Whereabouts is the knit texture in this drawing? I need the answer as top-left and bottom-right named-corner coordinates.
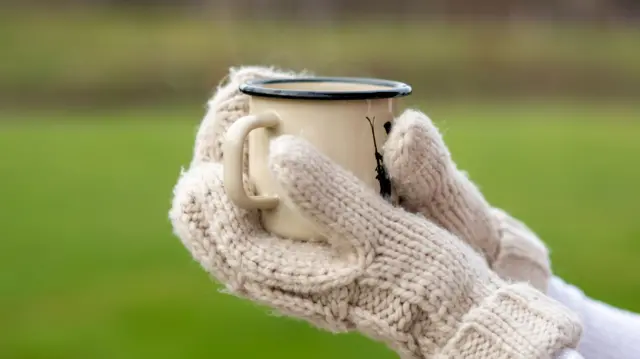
top-left (491, 208), bottom-right (551, 292)
top-left (190, 65), bottom-right (552, 293)
top-left (170, 135), bottom-right (582, 358)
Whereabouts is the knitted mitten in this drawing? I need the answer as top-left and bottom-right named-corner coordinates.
top-left (169, 134), bottom-right (582, 359)
top-left (384, 110), bottom-right (551, 292)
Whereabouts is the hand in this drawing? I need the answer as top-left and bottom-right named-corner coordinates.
top-left (170, 134), bottom-right (580, 359)
top-left (168, 66), bottom-right (581, 358)
top-left (383, 111), bottom-right (552, 291)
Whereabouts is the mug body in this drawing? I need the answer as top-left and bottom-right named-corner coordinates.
top-left (241, 77), bottom-right (412, 240)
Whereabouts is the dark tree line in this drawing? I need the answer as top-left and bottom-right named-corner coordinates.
top-left (7, 0), bottom-right (640, 21)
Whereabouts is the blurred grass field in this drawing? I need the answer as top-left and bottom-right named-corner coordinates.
top-left (1, 102), bottom-right (640, 359)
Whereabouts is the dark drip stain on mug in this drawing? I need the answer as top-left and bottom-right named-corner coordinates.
top-left (365, 116), bottom-right (393, 199)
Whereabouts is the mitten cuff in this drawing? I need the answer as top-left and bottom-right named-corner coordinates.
top-left (491, 208), bottom-right (552, 292)
top-left (437, 283), bottom-right (582, 359)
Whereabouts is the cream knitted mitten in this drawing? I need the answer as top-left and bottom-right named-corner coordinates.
top-left (170, 134), bottom-right (581, 359)
top-left (383, 111), bottom-right (551, 292)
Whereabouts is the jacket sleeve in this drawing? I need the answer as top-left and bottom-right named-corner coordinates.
top-left (548, 276), bottom-right (640, 359)
top-left (557, 348), bottom-right (585, 359)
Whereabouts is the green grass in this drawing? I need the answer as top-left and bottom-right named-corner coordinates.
top-left (1, 102), bottom-right (640, 359)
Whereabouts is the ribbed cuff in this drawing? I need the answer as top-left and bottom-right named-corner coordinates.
top-left (436, 283), bottom-right (582, 359)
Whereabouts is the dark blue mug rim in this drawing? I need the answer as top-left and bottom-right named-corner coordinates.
top-left (239, 77), bottom-right (412, 100)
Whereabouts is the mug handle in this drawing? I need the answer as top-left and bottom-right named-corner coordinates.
top-left (223, 111), bottom-right (281, 210)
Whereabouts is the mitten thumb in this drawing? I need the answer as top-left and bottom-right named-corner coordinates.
top-left (383, 109), bottom-right (500, 263)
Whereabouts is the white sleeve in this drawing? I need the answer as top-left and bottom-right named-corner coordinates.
top-left (557, 348), bottom-right (585, 359)
top-left (548, 276), bottom-right (640, 359)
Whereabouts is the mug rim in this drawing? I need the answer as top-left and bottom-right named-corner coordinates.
top-left (239, 77), bottom-right (412, 100)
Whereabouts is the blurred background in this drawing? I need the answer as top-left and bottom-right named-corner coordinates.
top-left (1, 1), bottom-right (639, 358)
